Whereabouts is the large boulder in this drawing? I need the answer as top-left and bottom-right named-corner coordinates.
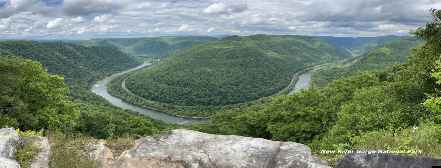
top-left (111, 129), bottom-right (329, 168)
top-left (336, 153), bottom-right (441, 168)
top-left (0, 128), bottom-right (20, 168)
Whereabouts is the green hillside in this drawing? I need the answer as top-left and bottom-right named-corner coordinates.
top-left (196, 12), bottom-right (441, 164)
top-left (122, 35), bottom-right (350, 109)
top-left (0, 42), bottom-right (167, 139)
top-left (0, 41), bottom-right (140, 87)
top-left (82, 36), bottom-right (217, 58)
top-left (312, 37), bottom-right (422, 86)
top-left (320, 36), bottom-right (404, 56)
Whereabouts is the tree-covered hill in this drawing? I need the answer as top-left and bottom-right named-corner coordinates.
top-left (81, 36), bottom-right (217, 59)
top-left (319, 35), bottom-right (405, 56)
top-left (123, 35), bottom-right (351, 107)
top-left (0, 41), bottom-right (141, 87)
top-left (312, 37), bottom-right (422, 86)
top-left (195, 10), bottom-right (441, 164)
top-left (0, 42), bottom-right (167, 139)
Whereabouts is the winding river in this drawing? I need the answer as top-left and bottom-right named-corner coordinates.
top-left (91, 62), bottom-right (315, 124)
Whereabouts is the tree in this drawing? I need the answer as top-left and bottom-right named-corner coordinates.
top-left (0, 56), bottom-right (78, 130)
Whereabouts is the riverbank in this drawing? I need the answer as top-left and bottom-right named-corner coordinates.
top-left (92, 62), bottom-right (319, 124)
top-left (91, 62), bottom-right (205, 125)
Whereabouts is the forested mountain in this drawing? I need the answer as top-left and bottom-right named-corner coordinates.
top-left (81, 36), bottom-right (217, 58)
top-left (0, 42), bottom-right (167, 139)
top-left (313, 37), bottom-right (422, 86)
top-left (196, 10), bottom-right (441, 164)
top-left (122, 35), bottom-right (351, 108)
top-left (319, 35), bottom-right (405, 56)
top-left (0, 41), bottom-right (140, 87)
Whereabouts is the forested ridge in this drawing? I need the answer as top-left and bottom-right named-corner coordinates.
top-left (122, 35), bottom-right (350, 109)
top-left (194, 10), bottom-right (441, 164)
top-left (0, 41), bottom-right (140, 87)
top-left (0, 42), bottom-right (168, 139)
top-left (81, 36), bottom-right (217, 58)
top-left (313, 37), bottom-right (422, 86)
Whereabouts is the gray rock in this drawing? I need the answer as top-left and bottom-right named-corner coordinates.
top-left (30, 137), bottom-right (50, 168)
top-left (0, 128), bottom-right (20, 168)
top-left (336, 153), bottom-right (441, 168)
top-left (113, 129), bottom-right (329, 168)
top-left (89, 140), bottom-right (114, 168)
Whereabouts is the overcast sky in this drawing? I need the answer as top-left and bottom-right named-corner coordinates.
top-left (0, 0), bottom-right (440, 39)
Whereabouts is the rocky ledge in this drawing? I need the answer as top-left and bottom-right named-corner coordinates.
top-left (106, 129), bottom-right (329, 168)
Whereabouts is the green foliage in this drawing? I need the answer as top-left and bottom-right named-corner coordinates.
top-left (76, 103), bottom-right (167, 139)
top-left (196, 72), bottom-right (383, 143)
top-left (313, 37), bottom-right (421, 86)
top-left (424, 61), bottom-right (441, 124)
top-left (0, 41), bottom-right (169, 139)
top-left (351, 122), bottom-right (441, 158)
top-left (16, 141), bottom-right (40, 168)
top-left (123, 35), bottom-right (350, 110)
top-left (17, 129), bottom-right (44, 138)
top-left (0, 41), bottom-right (140, 89)
top-left (197, 11), bottom-right (441, 163)
top-left (0, 56), bottom-right (78, 131)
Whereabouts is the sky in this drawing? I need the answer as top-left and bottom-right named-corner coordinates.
top-left (0, 0), bottom-right (440, 39)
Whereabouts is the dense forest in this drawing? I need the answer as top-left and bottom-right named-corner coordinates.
top-left (194, 10), bottom-right (441, 163)
top-left (81, 36), bottom-right (217, 59)
top-left (313, 37), bottom-right (422, 86)
top-left (121, 35), bottom-right (350, 109)
top-left (0, 42), bottom-right (168, 139)
top-left (319, 35), bottom-right (408, 56)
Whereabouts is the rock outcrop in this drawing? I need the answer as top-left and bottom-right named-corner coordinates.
top-left (102, 129), bottom-right (330, 168)
top-left (0, 128), bottom-right (20, 168)
top-left (336, 153), bottom-right (441, 168)
top-left (30, 137), bottom-right (50, 168)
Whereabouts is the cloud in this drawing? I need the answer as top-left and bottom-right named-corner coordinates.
top-left (93, 14), bottom-right (111, 23)
top-left (203, 2), bottom-right (247, 15)
top-left (178, 24), bottom-right (192, 32)
top-left (46, 18), bottom-right (63, 29)
top-left (1, 0), bottom-right (440, 38)
top-left (207, 27), bottom-right (215, 33)
top-left (63, 0), bottom-right (123, 16)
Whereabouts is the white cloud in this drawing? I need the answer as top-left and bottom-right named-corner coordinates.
top-left (203, 2), bottom-right (247, 15)
top-left (178, 24), bottom-right (192, 32)
top-left (93, 14), bottom-right (111, 23)
top-left (204, 3), bottom-right (227, 14)
top-left (0, 0), bottom-right (440, 38)
top-left (71, 16), bottom-right (84, 22)
top-left (207, 27), bottom-right (215, 33)
top-left (46, 18), bottom-right (64, 29)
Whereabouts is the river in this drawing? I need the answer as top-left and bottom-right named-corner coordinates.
top-left (91, 63), bottom-right (202, 125)
top-left (91, 62), bottom-right (315, 124)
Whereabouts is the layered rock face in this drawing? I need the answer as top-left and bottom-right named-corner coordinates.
top-left (103, 129), bottom-right (330, 168)
top-left (0, 128), bottom-right (20, 168)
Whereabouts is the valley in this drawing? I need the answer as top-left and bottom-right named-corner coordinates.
top-left (1, 2), bottom-right (441, 167)
top-left (91, 59), bottom-right (321, 124)
top-left (1, 16), bottom-right (440, 167)
top-left (91, 62), bottom-right (204, 124)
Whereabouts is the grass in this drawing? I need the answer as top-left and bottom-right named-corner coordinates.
top-left (48, 132), bottom-right (99, 168)
top-left (16, 140), bottom-right (40, 168)
top-left (15, 129), bottom-right (44, 168)
top-left (106, 137), bottom-right (135, 158)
